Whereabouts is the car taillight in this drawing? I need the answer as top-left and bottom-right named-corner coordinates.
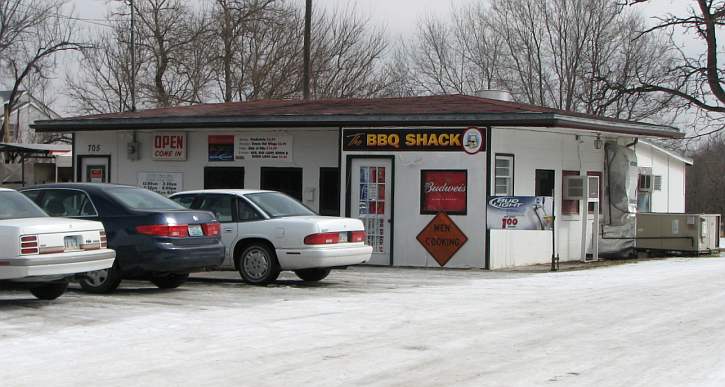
top-left (202, 223), bottom-right (220, 236)
top-left (351, 231), bottom-right (367, 243)
top-left (304, 232), bottom-right (341, 245)
top-left (20, 235), bottom-right (39, 255)
top-left (136, 224), bottom-right (189, 238)
top-left (100, 231), bottom-right (107, 248)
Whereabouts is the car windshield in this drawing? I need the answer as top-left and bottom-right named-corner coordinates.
top-left (245, 192), bottom-right (315, 218)
top-left (106, 187), bottom-right (185, 210)
top-left (0, 191), bottom-right (48, 220)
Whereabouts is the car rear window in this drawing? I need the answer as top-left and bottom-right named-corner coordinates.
top-left (245, 192), bottom-right (314, 218)
top-left (0, 191), bottom-right (48, 220)
top-left (106, 187), bottom-right (185, 210)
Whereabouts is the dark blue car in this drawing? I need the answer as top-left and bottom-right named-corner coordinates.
top-left (20, 183), bottom-right (225, 293)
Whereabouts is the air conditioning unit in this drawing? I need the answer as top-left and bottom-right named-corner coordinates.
top-left (563, 175), bottom-right (585, 200)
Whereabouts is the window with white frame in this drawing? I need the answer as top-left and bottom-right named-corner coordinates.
top-left (653, 175), bottom-right (663, 191)
top-left (494, 154), bottom-right (514, 196)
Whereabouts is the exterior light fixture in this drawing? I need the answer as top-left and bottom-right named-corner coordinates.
top-left (594, 134), bottom-right (603, 150)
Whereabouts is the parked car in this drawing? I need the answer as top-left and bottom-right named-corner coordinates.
top-left (169, 189), bottom-right (372, 284)
top-left (0, 188), bottom-right (115, 300)
top-left (20, 184), bottom-right (225, 293)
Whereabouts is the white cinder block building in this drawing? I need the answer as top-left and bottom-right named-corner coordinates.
top-left (32, 95), bottom-right (688, 269)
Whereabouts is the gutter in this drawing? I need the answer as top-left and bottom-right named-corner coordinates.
top-left (31, 112), bottom-right (683, 139)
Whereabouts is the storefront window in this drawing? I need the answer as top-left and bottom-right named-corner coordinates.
top-left (494, 154), bottom-right (514, 196)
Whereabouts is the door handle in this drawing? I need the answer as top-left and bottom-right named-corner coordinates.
top-left (224, 228), bottom-right (234, 233)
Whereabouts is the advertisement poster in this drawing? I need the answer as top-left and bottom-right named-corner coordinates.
top-left (236, 135), bottom-right (292, 161)
top-left (138, 172), bottom-right (183, 196)
top-left (342, 128), bottom-right (485, 153)
top-left (486, 196), bottom-right (554, 230)
top-left (87, 166), bottom-right (105, 183)
top-left (420, 170), bottom-right (467, 214)
top-left (152, 132), bottom-right (187, 161)
top-left (208, 135), bottom-right (235, 161)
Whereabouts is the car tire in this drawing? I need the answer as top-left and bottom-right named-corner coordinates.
top-left (29, 281), bottom-right (68, 300)
top-left (294, 268), bottom-right (331, 282)
top-left (150, 273), bottom-right (189, 289)
top-left (238, 243), bottom-right (280, 285)
top-left (78, 264), bottom-right (122, 294)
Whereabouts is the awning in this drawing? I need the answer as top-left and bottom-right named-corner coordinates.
top-left (0, 142), bottom-right (71, 156)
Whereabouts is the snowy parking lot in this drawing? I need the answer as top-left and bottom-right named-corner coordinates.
top-left (2, 257), bottom-right (725, 386)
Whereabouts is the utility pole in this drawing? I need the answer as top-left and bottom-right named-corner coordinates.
top-left (303, 0), bottom-right (311, 100)
top-left (130, 0), bottom-right (136, 112)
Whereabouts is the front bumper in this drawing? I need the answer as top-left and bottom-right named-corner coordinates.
top-left (0, 249), bottom-right (116, 281)
top-left (122, 240), bottom-right (226, 275)
top-left (277, 244), bottom-right (373, 270)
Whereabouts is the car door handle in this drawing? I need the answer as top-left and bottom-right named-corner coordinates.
top-left (224, 228), bottom-right (234, 233)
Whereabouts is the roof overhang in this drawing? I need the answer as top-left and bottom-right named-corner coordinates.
top-left (639, 140), bottom-right (693, 165)
top-left (32, 112), bottom-right (682, 139)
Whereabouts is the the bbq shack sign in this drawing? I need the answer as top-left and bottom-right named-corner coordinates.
top-left (343, 128), bottom-right (485, 153)
top-left (152, 132), bottom-right (187, 161)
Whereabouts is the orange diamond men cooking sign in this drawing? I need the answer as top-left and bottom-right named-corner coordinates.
top-left (416, 212), bottom-right (468, 267)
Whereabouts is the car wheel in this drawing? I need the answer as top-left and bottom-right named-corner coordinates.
top-left (238, 243), bottom-right (280, 285)
top-left (29, 281), bottom-right (69, 300)
top-left (294, 268), bottom-right (331, 282)
top-left (79, 264), bottom-right (122, 294)
top-left (150, 273), bottom-right (189, 289)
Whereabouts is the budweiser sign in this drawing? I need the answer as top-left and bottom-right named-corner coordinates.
top-left (420, 170), bottom-right (467, 215)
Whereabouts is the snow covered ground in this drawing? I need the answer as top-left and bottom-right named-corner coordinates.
top-left (2, 258), bottom-right (725, 386)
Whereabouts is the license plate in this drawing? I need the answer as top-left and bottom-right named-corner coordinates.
top-left (64, 236), bottom-right (80, 250)
top-left (338, 232), bottom-right (348, 243)
top-left (188, 225), bottom-right (203, 237)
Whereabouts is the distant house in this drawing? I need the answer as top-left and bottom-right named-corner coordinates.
top-left (0, 90), bottom-right (69, 186)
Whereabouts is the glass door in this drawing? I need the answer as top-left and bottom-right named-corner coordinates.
top-left (350, 158), bottom-right (392, 265)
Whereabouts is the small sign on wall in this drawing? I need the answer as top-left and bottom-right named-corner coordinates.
top-left (138, 172), bottom-right (183, 196)
top-left (152, 132), bottom-right (187, 161)
top-left (416, 212), bottom-right (468, 267)
top-left (420, 170), bottom-right (467, 215)
top-left (208, 135), bottom-right (235, 161)
top-left (236, 135), bottom-right (293, 161)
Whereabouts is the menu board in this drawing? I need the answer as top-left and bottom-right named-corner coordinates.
top-left (236, 135), bottom-right (292, 161)
top-left (137, 172), bottom-right (183, 196)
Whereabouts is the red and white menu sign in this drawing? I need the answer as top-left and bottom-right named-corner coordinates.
top-left (152, 132), bottom-right (187, 161)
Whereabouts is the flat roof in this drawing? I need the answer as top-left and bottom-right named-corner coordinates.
top-left (31, 94), bottom-right (683, 139)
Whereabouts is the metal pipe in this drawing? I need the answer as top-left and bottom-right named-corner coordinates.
top-left (303, 0), bottom-right (311, 100)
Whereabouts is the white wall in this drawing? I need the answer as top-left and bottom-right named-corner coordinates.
top-left (634, 142), bottom-right (687, 213)
top-left (489, 128), bottom-right (608, 268)
top-left (74, 128), bottom-right (339, 212)
top-left (340, 149), bottom-right (487, 269)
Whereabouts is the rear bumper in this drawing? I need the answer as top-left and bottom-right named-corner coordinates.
top-left (0, 249), bottom-right (116, 281)
top-left (122, 240), bottom-right (225, 275)
top-left (277, 245), bottom-right (372, 270)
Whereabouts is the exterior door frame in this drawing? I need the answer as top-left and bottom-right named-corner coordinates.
top-left (345, 154), bottom-right (395, 266)
top-left (76, 155), bottom-right (111, 183)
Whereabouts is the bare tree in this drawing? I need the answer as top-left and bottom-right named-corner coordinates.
top-left (618, 0), bottom-right (725, 137)
top-left (308, 5), bottom-right (389, 98)
top-left (0, 0), bottom-right (86, 140)
top-left (132, 0), bottom-right (213, 107)
top-left (66, 22), bottom-right (138, 115)
top-left (686, 134), bottom-right (725, 217)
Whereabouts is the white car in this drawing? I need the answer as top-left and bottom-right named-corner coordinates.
top-left (0, 188), bottom-right (116, 300)
top-left (170, 189), bottom-right (372, 284)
